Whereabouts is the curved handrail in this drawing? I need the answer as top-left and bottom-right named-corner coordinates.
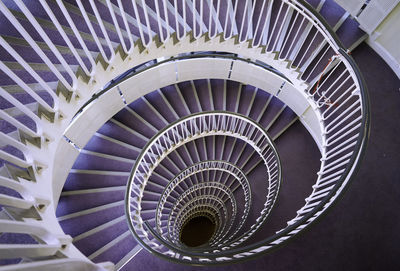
top-left (125, 111), bottom-right (282, 257)
top-left (72, 52), bottom-right (291, 120)
top-left (156, 160), bottom-right (252, 246)
top-left (121, 0), bottom-right (370, 266)
top-left (126, 47), bottom-right (370, 264)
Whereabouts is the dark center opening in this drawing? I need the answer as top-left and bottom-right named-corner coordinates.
top-left (180, 216), bottom-right (216, 247)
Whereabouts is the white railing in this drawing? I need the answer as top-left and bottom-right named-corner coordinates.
top-left (0, 0), bottom-right (369, 268)
top-left (126, 111), bottom-right (281, 256)
top-left (156, 160), bottom-right (251, 247)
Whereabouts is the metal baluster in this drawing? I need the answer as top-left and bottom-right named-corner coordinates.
top-left (0, 61), bottom-right (55, 113)
top-left (238, 0), bottom-right (250, 43)
top-left (76, 0), bottom-right (113, 63)
top-left (40, 0), bottom-right (93, 76)
top-left (0, 1), bottom-right (74, 91)
top-left (118, 0), bottom-right (135, 52)
top-left (0, 38), bottom-right (58, 109)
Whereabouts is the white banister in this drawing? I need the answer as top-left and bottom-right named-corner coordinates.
top-left (6, 0), bottom-right (75, 90)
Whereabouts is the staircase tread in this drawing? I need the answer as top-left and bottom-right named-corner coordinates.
top-left (74, 219), bottom-right (129, 256)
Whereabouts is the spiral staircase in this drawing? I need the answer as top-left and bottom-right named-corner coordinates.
top-left (0, 0), bottom-right (374, 270)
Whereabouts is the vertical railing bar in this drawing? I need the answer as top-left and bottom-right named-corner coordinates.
top-left (296, 30), bottom-right (319, 68)
top-left (281, 14), bottom-right (306, 59)
top-left (118, 0), bottom-right (135, 52)
top-left (230, 0), bottom-right (240, 38)
top-left (207, 80), bottom-right (214, 110)
top-left (40, 0), bottom-right (92, 76)
top-left (0, 149), bottom-right (31, 168)
top-left (266, 1), bottom-right (284, 48)
top-left (313, 64), bottom-right (346, 98)
top-left (322, 83), bottom-right (355, 115)
top-left (252, 0), bottom-right (267, 46)
top-left (0, 1), bottom-right (74, 91)
top-left (162, 0), bottom-right (171, 41)
top-left (0, 37), bottom-right (58, 104)
top-left (174, 0), bottom-right (181, 39)
top-left (0, 131), bottom-right (29, 154)
top-left (0, 61), bottom-right (54, 113)
top-left (55, 0), bottom-right (96, 73)
top-left (323, 85), bottom-right (357, 118)
top-left (106, 0), bottom-right (128, 53)
top-left (207, 0), bottom-right (220, 38)
top-left (278, 9), bottom-right (300, 58)
top-left (187, 0), bottom-right (206, 39)
top-left (304, 46), bottom-right (331, 81)
top-left (271, 4), bottom-right (292, 51)
top-left (243, 0), bottom-right (255, 41)
top-left (261, 0), bottom-right (275, 45)
top-left (141, 0), bottom-right (154, 46)
top-left (199, 0), bottom-right (204, 36)
top-left (216, 114), bottom-right (221, 130)
top-left (76, 0), bottom-right (111, 63)
top-left (0, 110), bottom-right (39, 138)
top-left (154, 0), bottom-right (165, 41)
top-left (238, 0), bottom-right (250, 42)
top-left (326, 119), bottom-right (362, 146)
top-left (192, 0), bottom-right (198, 38)
top-left (17, 0), bottom-right (79, 86)
top-left (223, 0), bottom-right (231, 39)
top-left (132, 0), bottom-right (147, 45)
top-left (0, 87), bottom-right (42, 125)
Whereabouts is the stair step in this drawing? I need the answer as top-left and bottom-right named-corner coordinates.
top-left (91, 232), bottom-right (137, 265)
top-left (144, 90), bottom-right (179, 124)
top-left (58, 201), bottom-right (125, 237)
top-left (57, 190), bottom-right (125, 218)
top-left (115, 244), bottom-right (142, 270)
top-left (71, 152), bottom-right (133, 172)
top-left (336, 16), bottom-right (367, 50)
top-left (319, 0), bottom-right (347, 28)
top-left (74, 218), bottom-right (128, 256)
top-left (268, 107), bottom-right (298, 138)
top-left (63, 171), bottom-right (129, 192)
top-left (195, 79), bottom-right (214, 111)
top-left (97, 120), bottom-right (147, 150)
top-left (179, 80), bottom-right (202, 113)
top-left (163, 84), bottom-right (192, 117)
top-left (85, 133), bottom-right (140, 160)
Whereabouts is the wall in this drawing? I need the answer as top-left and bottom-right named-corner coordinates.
top-left (367, 3), bottom-right (400, 79)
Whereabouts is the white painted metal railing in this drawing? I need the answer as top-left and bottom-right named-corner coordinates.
top-left (0, 0), bottom-right (369, 268)
top-left (126, 112), bottom-right (281, 255)
top-left (156, 160), bottom-right (251, 247)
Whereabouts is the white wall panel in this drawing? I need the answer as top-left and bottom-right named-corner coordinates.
top-left (358, 0), bottom-right (399, 34)
top-left (52, 139), bottom-right (79, 206)
top-left (277, 83), bottom-right (310, 116)
top-left (230, 61), bottom-right (283, 96)
top-left (176, 58), bottom-right (231, 81)
top-left (120, 62), bottom-right (177, 104)
top-left (64, 87), bottom-right (125, 149)
top-left (301, 107), bottom-right (323, 151)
